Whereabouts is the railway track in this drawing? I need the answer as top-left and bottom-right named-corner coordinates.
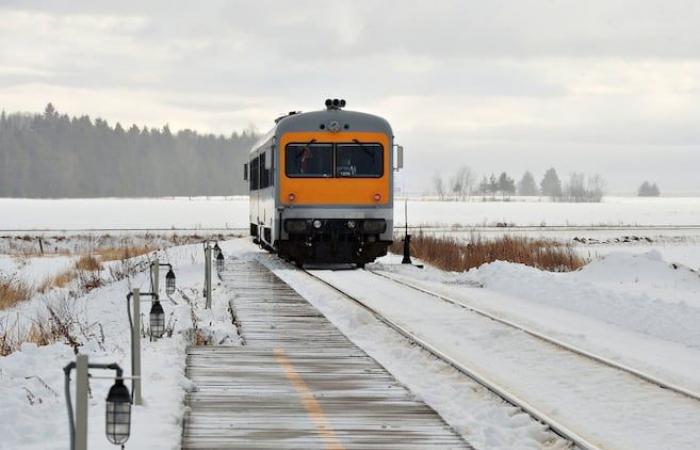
top-left (298, 265), bottom-right (700, 450)
top-left (370, 270), bottom-right (700, 404)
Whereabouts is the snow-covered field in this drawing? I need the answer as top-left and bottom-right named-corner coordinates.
top-left (2, 196), bottom-right (700, 449)
top-left (2, 195), bottom-right (700, 230)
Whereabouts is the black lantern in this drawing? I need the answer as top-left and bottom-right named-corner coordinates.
top-left (213, 243), bottom-right (222, 257)
top-left (216, 251), bottom-right (225, 272)
top-left (149, 300), bottom-right (165, 338)
top-left (105, 378), bottom-right (131, 445)
top-left (165, 268), bottom-right (176, 296)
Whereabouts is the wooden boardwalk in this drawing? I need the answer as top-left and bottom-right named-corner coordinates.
top-left (182, 260), bottom-right (470, 449)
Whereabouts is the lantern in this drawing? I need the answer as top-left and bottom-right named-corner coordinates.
top-left (165, 268), bottom-right (176, 296)
top-left (213, 243), bottom-right (222, 257)
top-left (105, 378), bottom-right (131, 445)
top-left (216, 251), bottom-right (225, 272)
top-left (149, 300), bottom-right (165, 338)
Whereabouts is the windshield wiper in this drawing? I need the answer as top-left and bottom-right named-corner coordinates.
top-left (353, 139), bottom-right (376, 158)
top-left (297, 139), bottom-right (317, 157)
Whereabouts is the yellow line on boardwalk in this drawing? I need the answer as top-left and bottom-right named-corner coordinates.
top-left (273, 348), bottom-right (345, 450)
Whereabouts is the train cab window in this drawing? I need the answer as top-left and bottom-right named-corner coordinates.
top-left (336, 143), bottom-right (383, 177)
top-left (285, 143), bottom-right (333, 177)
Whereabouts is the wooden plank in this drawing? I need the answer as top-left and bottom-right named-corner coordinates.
top-left (182, 260), bottom-right (471, 449)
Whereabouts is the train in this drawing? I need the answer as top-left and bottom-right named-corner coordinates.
top-left (244, 98), bottom-right (403, 267)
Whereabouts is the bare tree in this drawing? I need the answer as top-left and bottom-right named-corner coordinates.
top-left (451, 166), bottom-right (476, 200)
top-left (432, 171), bottom-right (446, 200)
top-left (563, 173), bottom-right (606, 202)
top-left (587, 174), bottom-right (606, 202)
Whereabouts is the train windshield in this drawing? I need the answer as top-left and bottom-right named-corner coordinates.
top-left (285, 143), bottom-right (333, 177)
top-left (336, 143), bottom-right (383, 178)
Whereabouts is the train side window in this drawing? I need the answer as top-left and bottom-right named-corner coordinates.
top-left (336, 143), bottom-right (383, 178)
top-left (259, 152), bottom-right (267, 188)
top-left (285, 143), bottom-right (333, 177)
top-left (269, 148), bottom-right (274, 186)
top-left (250, 156), bottom-right (259, 190)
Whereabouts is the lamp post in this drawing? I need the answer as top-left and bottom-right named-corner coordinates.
top-left (203, 241), bottom-right (213, 309)
top-left (64, 355), bottom-right (131, 450)
top-left (125, 289), bottom-right (161, 405)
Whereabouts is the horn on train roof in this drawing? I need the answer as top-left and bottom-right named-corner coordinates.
top-left (325, 98), bottom-right (346, 110)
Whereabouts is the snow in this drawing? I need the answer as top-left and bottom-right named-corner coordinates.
top-left (309, 265), bottom-right (700, 450)
top-left (2, 195), bottom-right (700, 230)
top-left (0, 238), bottom-right (239, 450)
top-left (2, 193), bottom-right (700, 450)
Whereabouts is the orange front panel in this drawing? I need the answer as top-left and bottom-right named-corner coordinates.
top-left (279, 131), bottom-right (391, 206)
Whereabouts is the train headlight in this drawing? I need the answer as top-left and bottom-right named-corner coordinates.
top-left (361, 220), bottom-right (387, 234)
top-left (312, 219), bottom-right (323, 229)
top-left (347, 220), bottom-right (356, 229)
top-left (373, 193), bottom-right (382, 202)
top-left (288, 193), bottom-right (296, 203)
top-left (285, 219), bottom-right (308, 234)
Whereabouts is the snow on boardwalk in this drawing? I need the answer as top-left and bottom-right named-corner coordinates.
top-left (309, 269), bottom-right (700, 450)
top-left (182, 260), bottom-right (469, 449)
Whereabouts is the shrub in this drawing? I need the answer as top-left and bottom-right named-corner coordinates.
top-left (0, 278), bottom-right (33, 310)
top-left (74, 255), bottom-right (102, 271)
top-left (391, 232), bottom-right (586, 272)
top-left (95, 245), bottom-right (155, 261)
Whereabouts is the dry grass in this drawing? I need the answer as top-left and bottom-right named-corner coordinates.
top-left (1, 302), bottom-right (85, 356)
top-left (0, 278), bottom-right (34, 310)
top-left (391, 233), bottom-right (586, 272)
top-left (37, 270), bottom-right (77, 294)
top-left (94, 245), bottom-right (156, 261)
top-left (74, 254), bottom-right (101, 271)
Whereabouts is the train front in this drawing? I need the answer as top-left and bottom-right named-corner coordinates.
top-left (276, 99), bottom-right (396, 267)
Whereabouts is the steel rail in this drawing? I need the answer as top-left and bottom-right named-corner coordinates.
top-left (301, 268), bottom-right (605, 450)
top-left (371, 270), bottom-right (700, 404)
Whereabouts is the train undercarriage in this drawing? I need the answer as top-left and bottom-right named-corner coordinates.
top-left (274, 218), bottom-right (391, 267)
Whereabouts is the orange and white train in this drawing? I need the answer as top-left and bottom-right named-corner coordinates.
top-left (244, 99), bottom-right (403, 267)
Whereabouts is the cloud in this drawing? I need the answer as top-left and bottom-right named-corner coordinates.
top-left (1, 1), bottom-right (699, 192)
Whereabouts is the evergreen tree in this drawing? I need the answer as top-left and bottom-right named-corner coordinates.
top-left (517, 171), bottom-right (538, 196)
top-left (638, 181), bottom-right (661, 197)
top-left (0, 104), bottom-right (259, 197)
top-left (541, 168), bottom-right (562, 199)
top-left (497, 172), bottom-right (516, 199)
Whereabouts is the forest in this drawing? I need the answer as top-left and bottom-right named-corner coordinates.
top-left (0, 104), bottom-right (258, 198)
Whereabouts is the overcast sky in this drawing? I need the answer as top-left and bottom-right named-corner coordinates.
top-left (2, 1), bottom-right (700, 193)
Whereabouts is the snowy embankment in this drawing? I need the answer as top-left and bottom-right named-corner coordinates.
top-left (0, 239), bottom-right (239, 450)
top-left (300, 251), bottom-right (700, 450)
top-left (375, 250), bottom-right (700, 393)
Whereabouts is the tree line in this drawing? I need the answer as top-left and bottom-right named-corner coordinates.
top-left (433, 166), bottom-right (607, 202)
top-left (0, 104), bottom-right (258, 198)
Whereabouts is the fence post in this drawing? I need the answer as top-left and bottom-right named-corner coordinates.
top-left (75, 354), bottom-right (89, 450)
top-left (132, 288), bottom-right (142, 405)
top-left (204, 244), bottom-right (212, 309)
